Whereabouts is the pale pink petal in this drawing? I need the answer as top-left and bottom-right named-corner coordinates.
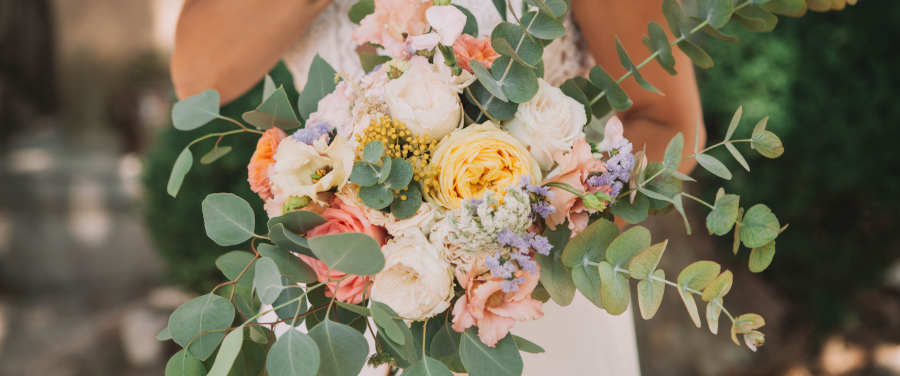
top-left (486, 298), bottom-right (544, 322)
top-left (509, 268), bottom-right (540, 302)
top-left (451, 295), bottom-right (476, 332)
top-left (425, 6), bottom-right (467, 46)
top-left (475, 313), bottom-right (517, 348)
top-left (596, 116), bottom-right (625, 152)
top-left (410, 32), bottom-right (441, 50)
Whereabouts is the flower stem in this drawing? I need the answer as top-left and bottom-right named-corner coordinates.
top-left (680, 192), bottom-right (715, 210)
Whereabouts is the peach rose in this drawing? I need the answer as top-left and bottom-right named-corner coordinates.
top-left (248, 128), bottom-right (287, 200)
top-left (352, 0), bottom-right (431, 59)
top-left (298, 196), bottom-right (387, 304)
top-left (452, 34), bottom-right (500, 73)
top-left (451, 266), bottom-right (544, 347)
top-left (543, 138), bottom-right (610, 235)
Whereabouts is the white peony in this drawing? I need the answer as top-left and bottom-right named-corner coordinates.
top-left (270, 136), bottom-right (354, 205)
top-left (371, 229), bottom-right (455, 320)
top-left (365, 202), bottom-right (443, 238)
top-left (504, 78), bottom-right (587, 171)
top-left (383, 56), bottom-right (475, 141)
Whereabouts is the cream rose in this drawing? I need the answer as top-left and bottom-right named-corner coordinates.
top-left (383, 57), bottom-right (475, 141)
top-left (504, 78), bottom-right (587, 172)
top-left (306, 80), bottom-right (356, 137)
top-left (371, 229), bottom-right (455, 320)
top-left (429, 217), bottom-right (489, 276)
top-left (270, 136), bottom-right (354, 205)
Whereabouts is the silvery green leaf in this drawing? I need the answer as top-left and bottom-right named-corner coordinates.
top-left (696, 154), bottom-right (732, 180)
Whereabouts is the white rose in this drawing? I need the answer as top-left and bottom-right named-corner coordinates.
top-left (371, 229), bottom-right (455, 320)
top-left (270, 136), bottom-right (354, 205)
top-left (383, 57), bottom-right (475, 141)
top-left (504, 78), bottom-right (587, 171)
top-left (307, 81), bottom-right (356, 137)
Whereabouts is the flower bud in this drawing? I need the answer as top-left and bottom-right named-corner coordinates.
top-left (282, 195), bottom-right (312, 213)
top-left (582, 192), bottom-right (612, 211)
top-left (432, 0), bottom-right (452, 5)
top-left (385, 58), bottom-right (412, 79)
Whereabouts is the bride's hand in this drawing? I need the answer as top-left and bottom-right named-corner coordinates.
top-left (171, 0), bottom-right (335, 104)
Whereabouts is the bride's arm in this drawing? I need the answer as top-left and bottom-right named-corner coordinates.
top-left (170, 0), bottom-right (334, 104)
top-left (572, 0), bottom-right (706, 174)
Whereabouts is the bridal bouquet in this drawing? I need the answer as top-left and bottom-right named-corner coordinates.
top-left (159, 0), bottom-right (804, 375)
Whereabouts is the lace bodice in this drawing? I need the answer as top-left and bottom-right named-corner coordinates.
top-left (282, 0), bottom-right (595, 89)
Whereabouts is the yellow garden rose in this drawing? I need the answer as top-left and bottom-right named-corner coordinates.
top-left (425, 122), bottom-right (541, 209)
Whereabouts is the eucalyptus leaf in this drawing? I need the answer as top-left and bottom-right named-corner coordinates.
top-left (740, 204), bottom-right (780, 248)
top-left (431, 323), bottom-right (467, 373)
top-left (202, 193), bottom-right (255, 246)
top-left (701, 270), bottom-right (733, 302)
top-left (588, 65), bottom-right (631, 111)
top-left (167, 147), bottom-right (193, 198)
top-left (379, 156), bottom-right (393, 184)
top-left (616, 36), bottom-right (663, 95)
top-left (215, 251), bottom-right (256, 288)
top-left (520, 11), bottom-right (566, 40)
top-left (470, 60), bottom-right (508, 102)
top-left (263, 75), bottom-right (276, 100)
top-left (360, 53), bottom-right (391, 73)
top-left (348, 0), bottom-right (374, 24)
top-left (492, 0), bottom-right (506, 21)
top-left (269, 223), bottom-right (314, 257)
top-left (696, 154), bottom-right (732, 180)
top-left (267, 210), bottom-right (327, 235)
top-left (273, 285), bottom-right (308, 326)
top-left (606, 225), bottom-right (652, 268)
top-left (350, 162), bottom-right (381, 187)
top-left (642, 162), bottom-right (682, 210)
top-left (645, 22), bottom-right (675, 68)
top-left (404, 356), bottom-right (455, 376)
top-left (535, 223), bottom-right (575, 306)
top-left (749, 240), bottom-right (776, 273)
top-left (158, 327), bottom-right (172, 341)
top-left (610, 192), bottom-right (650, 224)
top-left (762, 0), bottom-right (806, 15)
top-left (559, 79), bottom-right (591, 121)
top-left (706, 194), bottom-right (740, 236)
top-left (752, 116), bottom-right (769, 136)
top-left (734, 4), bottom-right (779, 32)
top-left (725, 106), bottom-right (743, 141)
top-left (697, 0), bottom-right (734, 29)
top-left (662, 0), bottom-right (692, 38)
top-left (524, 0), bottom-right (567, 17)
top-left (298, 54), bottom-right (339, 120)
top-left (492, 56), bottom-right (540, 103)
top-left (513, 335), bottom-right (545, 354)
top-left (385, 158), bottom-right (414, 190)
top-left (267, 330), bottom-right (320, 376)
top-left (459, 328), bottom-right (523, 376)
top-left (628, 240), bottom-right (668, 280)
top-left (200, 146), bottom-right (232, 165)
top-left (336, 302), bottom-right (371, 317)
top-left (706, 299), bottom-right (723, 335)
top-left (308, 233), bottom-right (385, 276)
top-left (454, 5), bottom-right (479, 36)
top-left (172, 89), bottom-right (220, 131)
top-left (206, 326), bottom-right (244, 376)
top-left (465, 80), bottom-right (517, 122)
top-left (391, 184), bottom-right (423, 220)
top-left (359, 184), bottom-right (394, 210)
top-left (636, 269), bottom-right (666, 320)
top-left (733, 207), bottom-right (744, 255)
top-left (598, 261), bottom-right (630, 315)
top-left (308, 319), bottom-right (369, 376)
top-left (165, 349), bottom-right (207, 376)
top-left (697, 21), bottom-right (739, 42)
top-left (253, 257), bottom-right (284, 305)
top-left (573, 77), bottom-right (613, 119)
top-left (242, 86), bottom-right (302, 130)
top-left (677, 261), bottom-right (721, 328)
top-left (168, 294), bottom-right (235, 361)
top-left (751, 131), bottom-right (784, 158)
top-left (677, 40), bottom-right (714, 69)
top-left (257, 244), bottom-right (317, 283)
top-left (726, 143), bottom-right (751, 171)
top-left (663, 133), bottom-right (684, 171)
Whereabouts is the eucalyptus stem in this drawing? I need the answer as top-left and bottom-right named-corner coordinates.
top-left (715, 299), bottom-right (747, 334)
top-left (681, 192), bottom-right (715, 210)
top-left (589, 0), bottom-right (754, 106)
top-left (217, 115), bottom-right (261, 134)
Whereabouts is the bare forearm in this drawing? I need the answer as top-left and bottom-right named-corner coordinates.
top-left (171, 0), bottom-right (333, 103)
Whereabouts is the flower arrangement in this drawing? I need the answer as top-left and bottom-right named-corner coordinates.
top-left (160, 0), bottom-right (808, 375)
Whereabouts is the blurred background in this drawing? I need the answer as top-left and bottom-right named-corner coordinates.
top-left (0, 0), bottom-right (897, 375)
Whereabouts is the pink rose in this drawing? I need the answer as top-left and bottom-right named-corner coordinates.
top-left (543, 138), bottom-right (610, 235)
top-left (298, 196), bottom-right (387, 304)
top-left (352, 0), bottom-right (431, 59)
top-left (451, 267), bottom-right (544, 347)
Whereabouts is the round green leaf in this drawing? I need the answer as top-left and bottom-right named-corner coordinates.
top-left (202, 193), bottom-right (255, 246)
top-left (258, 244), bottom-right (317, 283)
top-left (273, 284), bottom-right (308, 326)
top-left (308, 319), bottom-right (369, 376)
top-left (167, 147), bottom-right (193, 198)
top-left (677, 40), bottom-right (714, 69)
top-left (359, 184), bottom-right (393, 210)
top-left (662, 0), bottom-right (692, 37)
top-left (636, 269), bottom-right (666, 320)
top-left (172, 89), bottom-right (220, 131)
top-left (561, 218), bottom-right (618, 268)
top-left (598, 261), bottom-right (630, 315)
top-left (215, 251), bottom-right (256, 288)
top-left (254, 257), bottom-right (284, 305)
top-left (645, 22), bottom-right (675, 68)
top-left (571, 262), bottom-right (604, 309)
top-left (267, 330), bottom-right (320, 376)
top-left (698, 0), bottom-right (734, 29)
top-left (663, 133), bottom-right (684, 171)
top-left (706, 194), bottom-right (740, 236)
top-left (465, 80), bottom-right (517, 122)
top-left (520, 11), bottom-right (566, 40)
top-left (362, 141), bottom-right (383, 163)
top-left (605, 225), bottom-right (652, 268)
top-left (535, 223), bottom-right (575, 306)
top-left (493, 56), bottom-right (540, 104)
top-left (628, 240), bottom-right (668, 280)
top-left (308, 232), bottom-right (385, 276)
top-left (350, 162), bottom-right (381, 186)
top-left (385, 158), bottom-right (414, 190)
top-left (242, 86), bottom-right (302, 130)
top-left (642, 162), bottom-right (682, 210)
top-left (677, 261), bottom-right (722, 292)
top-left (740, 204), bottom-right (780, 248)
top-left (348, 0), bottom-right (374, 24)
top-left (269, 223), bottom-right (314, 257)
top-left (166, 349), bottom-right (207, 376)
top-left (404, 356), bottom-right (455, 376)
top-left (431, 323), bottom-right (466, 373)
top-left (524, 0), bottom-right (567, 17)
top-left (158, 327), bottom-right (172, 341)
top-left (267, 210), bottom-right (328, 235)
top-left (168, 294), bottom-right (235, 361)
top-left (588, 65), bottom-right (631, 111)
top-left (751, 130), bottom-right (784, 158)
top-left (391, 185), bottom-right (422, 220)
top-left (610, 192), bottom-right (650, 224)
top-left (459, 328), bottom-right (523, 376)
top-left (749, 240), bottom-right (776, 273)
top-left (371, 301), bottom-right (406, 345)
top-left (696, 153), bottom-right (733, 180)
top-left (701, 270), bottom-right (733, 302)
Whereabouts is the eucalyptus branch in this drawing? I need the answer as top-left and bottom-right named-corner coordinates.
top-left (680, 192), bottom-right (715, 210)
top-left (715, 299), bottom-right (746, 334)
top-left (216, 114), bottom-right (261, 134)
top-left (589, 0), bottom-right (754, 106)
top-left (681, 139), bottom-right (752, 161)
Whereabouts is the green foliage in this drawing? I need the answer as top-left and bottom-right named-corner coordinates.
top-left (512, 336), bottom-right (545, 354)
top-left (404, 357), bottom-right (455, 376)
top-left (535, 222), bottom-right (575, 306)
top-left (454, 5), bottom-right (479, 36)
top-left (431, 322), bottom-right (466, 373)
top-left (241, 86), bottom-right (302, 130)
top-left (172, 89), bottom-right (220, 131)
top-left (610, 192), bottom-right (650, 224)
top-left (168, 294), bottom-right (235, 361)
top-left (459, 328), bottom-right (523, 376)
top-left (200, 146), bottom-right (232, 165)
top-left (616, 37), bottom-right (663, 95)
top-left (267, 210), bottom-right (327, 236)
top-left (215, 251), bottom-right (256, 288)
top-left (637, 270), bottom-right (667, 320)
top-left (266, 330), bottom-right (320, 376)
top-left (588, 65), bottom-right (631, 111)
top-left (348, 0), bottom-right (374, 24)
top-left (166, 349), bottom-right (207, 376)
top-left (207, 326), bottom-right (245, 376)
top-left (257, 244), bottom-right (317, 283)
top-left (308, 233), bottom-right (385, 276)
top-left (297, 54), bottom-right (338, 120)
top-left (202, 193), bottom-right (256, 246)
top-left (562, 218), bottom-right (619, 309)
top-left (739, 204), bottom-right (780, 248)
top-left (168, 147), bottom-right (193, 197)
top-left (253, 257), bottom-right (284, 304)
top-left (696, 153), bottom-right (732, 180)
top-left (308, 319), bottom-right (370, 376)
top-left (269, 223), bottom-right (314, 257)
top-left (706, 193), bottom-right (740, 235)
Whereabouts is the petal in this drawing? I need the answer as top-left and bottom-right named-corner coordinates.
top-left (475, 313), bottom-right (516, 348)
top-left (410, 32), bottom-right (441, 50)
top-left (486, 298), bottom-right (544, 322)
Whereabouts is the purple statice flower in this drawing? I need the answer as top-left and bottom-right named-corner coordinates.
top-left (532, 202), bottom-right (556, 219)
top-left (291, 122), bottom-right (332, 145)
top-left (602, 139), bottom-right (636, 185)
top-left (527, 233), bottom-right (552, 256)
top-left (517, 257), bottom-right (539, 275)
top-left (509, 249), bottom-right (538, 275)
top-left (519, 175), bottom-right (555, 198)
top-left (497, 228), bottom-right (528, 249)
top-left (610, 181), bottom-right (624, 197)
top-left (499, 279), bottom-right (520, 293)
top-left (486, 253), bottom-right (515, 279)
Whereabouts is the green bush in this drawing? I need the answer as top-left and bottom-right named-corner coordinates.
top-left (141, 62), bottom-right (299, 292)
top-left (697, 0), bottom-right (900, 335)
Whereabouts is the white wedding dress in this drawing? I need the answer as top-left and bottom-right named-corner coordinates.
top-left (279, 1), bottom-right (642, 375)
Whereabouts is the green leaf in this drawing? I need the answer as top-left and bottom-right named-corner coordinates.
top-left (404, 356), bottom-right (455, 376)
top-left (258, 243), bottom-right (317, 283)
top-left (677, 261), bottom-right (721, 328)
top-left (379, 156), bottom-right (393, 184)
top-left (269, 223), bottom-right (314, 257)
top-left (350, 162), bottom-right (381, 187)
top-left (726, 143), bottom-right (750, 172)
top-left (610, 192), bottom-right (649, 224)
top-left (454, 5), bottom-right (479, 36)
top-left (616, 37), bottom-right (663, 95)
top-left (527, 0), bottom-right (568, 17)
top-left (253, 257), bottom-right (284, 305)
top-left (200, 146), bottom-right (232, 165)
top-left (362, 141), bottom-right (383, 163)
top-left (172, 89), bottom-right (220, 131)
top-left (698, 0), bottom-right (734, 29)
top-left (431, 323), bottom-right (466, 373)
top-left (573, 77), bottom-right (613, 119)
top-left (535, 223), bottom-right (575, 306)
top-left (762, 0), bottom-right (806, 15)
top-left (263, 75), bottom-right (276, 101)
top-left (749, 240), bottom-right (776, 273)
top-left (636, 269), bottom-right (666, 320)
top-left (158, 327), bottom-right (172, 341)
top-left (706, 299), bottom-right (723, 335)
top-left (470, 60), bottom-right (508, 102)
top-left (385, 158), bottom-right (414, 190)
top-left (166, 349), bottom-right (207, 376)
top-left (706, 194), bottom-right (740, 235)
top-left (215, 251), bottom-right (256, 288)
top-left (677, 40), bottom-right (714, 69)
top-left (348, 0), bottom-right (374, 24)
top-left (752, 116), bottom-right (769, 135)
top-left (242, 86), bottom-right (302, 130)
top-left (598, 261), bottom-right (630, 315)
top-left (725, 106), bottom-right (742, 141)
top-left (662, 0), bottom-right (692, 38)
top-left (168, 294), bottom-right (235, 361)
top-left (336, 302), bottom-right (371, 317)
top-left (360, 53), bottom-right (391, 73)
top-left (391, 185), bottom-right (422, 220)
top-left (267, 210), bottom-right (327, 235)
top-left (563, 219), bottom-right (618, 309)
top-left (701, 270), bottom-right (733, 302)
top-left (559, 79), bottom-right (591, 121)
top-left (588, 65), bottom-right (631, 111)
top-left (520, 11), bottom-right (566, 39)
top-left (459, 328), bottom-right (523, 376)
top-left (202, 193), bottom-right (255, 246)
top-left (751, 131), bottom-right (784, 158)
top-left (359, 184), bottom-right (394, 210)
top-left (308, 233), bottom-right (385, 276)
top-left (731, 313), bottom-right (765, 346)
top-left (644, 22), bottom-right (675, 69)
top-left (671, 171), bottom-right (696, 182)
top-left (206, 326), bottom-right (244, 376)
top-left (606, 225), bottom-right (652, 269)
top-left (371, 301), bottom-right (406, 345)
top-left (298, 54), bottom-right (339, 120)
top-left (308, 319), bottom-right (369, 376)
top-left (273, 284), bottom-right (308, 326)
top-left (492, 56), bottom-right (540, 103)
top-left (740, 204), bottom-right (780, 248)
top-left (663, 133), bottom-right (684, 171)
top-left (492, 37), bottom-right (537, 69)
top-left (167, 147), bottom-right (193, 198)
top-left (629, 240), bottom-right (668, 280)
top-left (465, 80), bottom-right (517, 122)
top-left (733, 5), bottom-right (778, 32)
top-left (512, 335), bottom-right (545, 354)
top-left (696, 154), bottom-right (732, 180)
top-left (266, 330), bottom-right (320, 376)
